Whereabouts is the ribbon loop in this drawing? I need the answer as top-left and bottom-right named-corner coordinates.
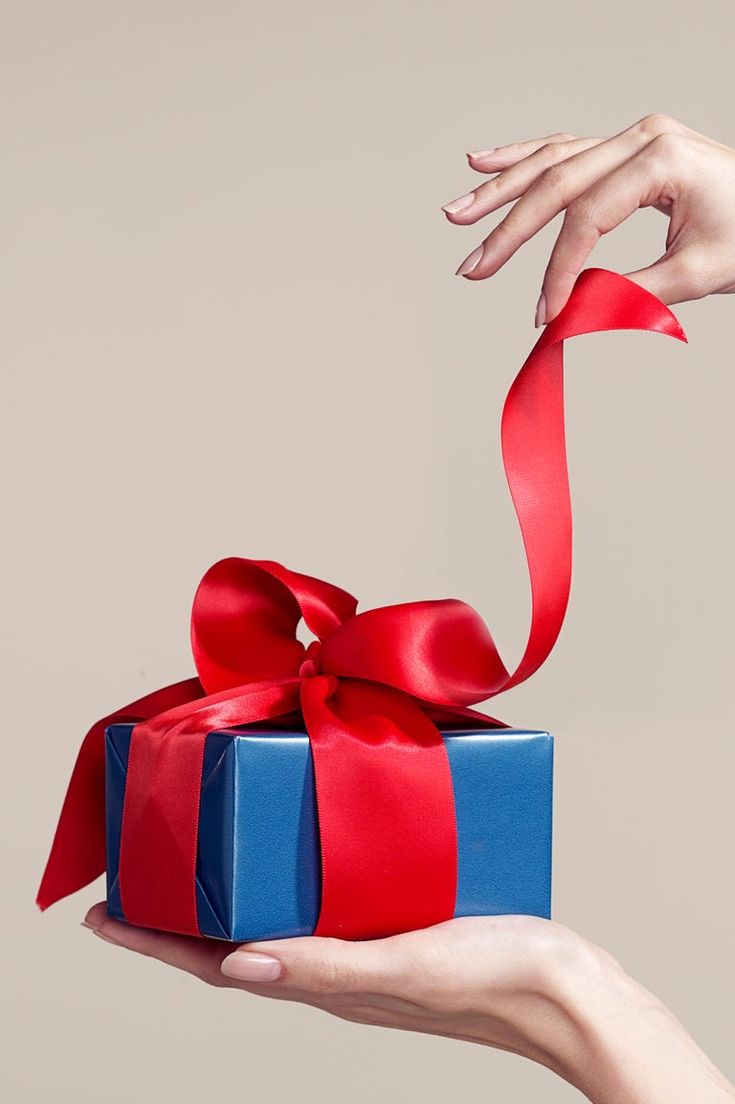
top-left (320, 599), bottom-right (508, 705)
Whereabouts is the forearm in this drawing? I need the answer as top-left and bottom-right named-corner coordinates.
top-left (535, 945), bottom-right (735, 1104)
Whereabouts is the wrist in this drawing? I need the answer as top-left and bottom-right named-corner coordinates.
top-left (538, 935), bottom-right (733, 1104)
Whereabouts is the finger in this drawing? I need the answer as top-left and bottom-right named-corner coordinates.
top-left (450, 117), bottom-right (676, 231)
top-left (537, 137), bottom-right (694, 322)
top-left (83, 902), bottom-right (230, 985)
top-left (82, 901), bottom-right (110, 929)
top-left (444, 136), bottom-right (602, 222)
top-left (466, 132), bottom-right (579, 174)
top-left (84, 902), bottom-right (412, 1000)
top-left (221, 933), bottom-right (411, 997)
top-left (625, 247), bottom-right (710, 306)
top-left (449, 113), bottom-right (693, 237)
top-left (455, 121), bottom-right (693, 279)
top-left (466, 112), bottom-right (715, 178)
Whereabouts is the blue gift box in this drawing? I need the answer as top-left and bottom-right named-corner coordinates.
top-left (105, 725), bottom-right (553, 941)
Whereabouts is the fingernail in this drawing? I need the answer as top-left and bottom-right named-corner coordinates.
top-left (93, 928), bottom-right (121, 946)
top-left (534, 291), bottom-right (547, 328)
top-left (467, 148), bottom-right (495, 159)
top-left (81, 920), bottom-right (97, 931)
top-left (441, 192), bottom-right (475, 216)
top-left (221, 951), bottom-right (282, 983)
top-left (455, 245), bottom-right (484, 277)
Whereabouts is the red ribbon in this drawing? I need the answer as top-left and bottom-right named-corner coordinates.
top-left (37, 269), bottom-right (686, 940)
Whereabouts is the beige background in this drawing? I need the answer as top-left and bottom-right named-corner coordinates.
top-left (2, 1), bottom-right (733, 1100)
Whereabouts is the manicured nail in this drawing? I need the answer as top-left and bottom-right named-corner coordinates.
top-left (455, 245), bottom-right (484, 277)
top-left (93, 928), bottom-right (121, 946)
top-left (221, 951), bottom-right (282, 983)
top-left (534, 291), bottom-right (547, 328)
top-left (467, 148), bottom-right (495, 159)
top-left (441, 192), bottom-right (475, 216)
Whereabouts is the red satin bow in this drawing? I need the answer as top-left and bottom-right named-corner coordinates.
top-left (37, 269), bottom-right (687, 940)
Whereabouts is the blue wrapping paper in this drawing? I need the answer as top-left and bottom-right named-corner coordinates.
top-left (105, 725), bottom-right (553, 941)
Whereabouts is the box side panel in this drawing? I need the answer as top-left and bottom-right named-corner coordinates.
top-left (197, 733), bottom-right (237, 939)
top-left (105, 724), bottom-right (237, 938)
top-left (445, 730), bottom-right (553, 919)
top-left (104, 724), bottom-right (133, 922)
top-left (230, 734), bottom-right (321, 942)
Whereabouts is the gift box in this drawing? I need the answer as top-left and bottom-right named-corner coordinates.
top-left (105, 723), bottom-right (552, 941)
top-left (37, 270), bottom-right (687, 947)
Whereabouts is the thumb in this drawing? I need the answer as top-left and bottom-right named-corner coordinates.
top-left (220, 934), bottom-right (404, 994)
top-left (624, 246), bottom-right (710, 306)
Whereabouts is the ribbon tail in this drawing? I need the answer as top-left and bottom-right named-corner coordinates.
top-left (498, 268), bottom-right (688, 696)
top-left (36, 677), bottom-right (203, 911)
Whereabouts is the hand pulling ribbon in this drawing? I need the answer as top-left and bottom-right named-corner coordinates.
top-left (37, 269), bottom-right (687, 940)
